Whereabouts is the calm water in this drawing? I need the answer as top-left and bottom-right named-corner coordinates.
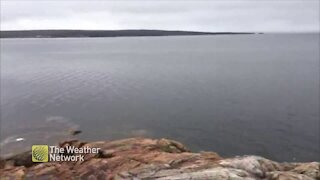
top-left (1, 34), bottom-right (319, 161)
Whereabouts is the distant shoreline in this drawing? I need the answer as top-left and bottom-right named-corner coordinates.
top-left (0, 29), bottom-right (257, 38)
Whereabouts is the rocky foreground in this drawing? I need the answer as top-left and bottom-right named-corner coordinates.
top-left (0, 137), bottom-right (319, 179)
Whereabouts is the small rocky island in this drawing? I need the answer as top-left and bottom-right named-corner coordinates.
top-left (0, 137), bottom-right (319, 179)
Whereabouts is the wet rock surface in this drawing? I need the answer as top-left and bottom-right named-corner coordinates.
top-left (0, 137), bottom-right (319, 179)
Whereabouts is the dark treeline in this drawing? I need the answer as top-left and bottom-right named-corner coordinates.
top-left (0, 30), bottom-right (255, 38)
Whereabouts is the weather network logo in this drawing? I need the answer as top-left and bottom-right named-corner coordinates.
top-left (32, 145), bottom-right (49, 162)
top-left (31, 144), bottom-right (100, 162)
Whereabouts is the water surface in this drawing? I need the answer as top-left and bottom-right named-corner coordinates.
top-left (1, 34), bottom-right (319, 161)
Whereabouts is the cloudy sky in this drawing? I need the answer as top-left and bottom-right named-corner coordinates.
top-left (1, 0), bottom-right (319, 32)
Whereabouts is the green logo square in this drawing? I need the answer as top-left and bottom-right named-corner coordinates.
top-left (32, 145), bottom-right (49, 162)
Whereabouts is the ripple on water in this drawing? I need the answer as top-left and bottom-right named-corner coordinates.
top-left (0, 116), bottom-right (80, 158)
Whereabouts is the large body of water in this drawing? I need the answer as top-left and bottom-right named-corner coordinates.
top-left (1, 34), bottom-right (319, 161)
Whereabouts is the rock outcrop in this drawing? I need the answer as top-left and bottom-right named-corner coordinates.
top-left (0, 137), bottom-right (319, 179)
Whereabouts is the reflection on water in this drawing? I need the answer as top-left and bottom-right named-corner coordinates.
top-left (1, 34), bottom-right (319, 161)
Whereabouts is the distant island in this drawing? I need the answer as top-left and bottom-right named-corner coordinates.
top-left (0, 30), bottom-right (256, 38)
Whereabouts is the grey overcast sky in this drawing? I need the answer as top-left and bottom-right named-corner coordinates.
top-left (1, 0), bottom-right (319, 32)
